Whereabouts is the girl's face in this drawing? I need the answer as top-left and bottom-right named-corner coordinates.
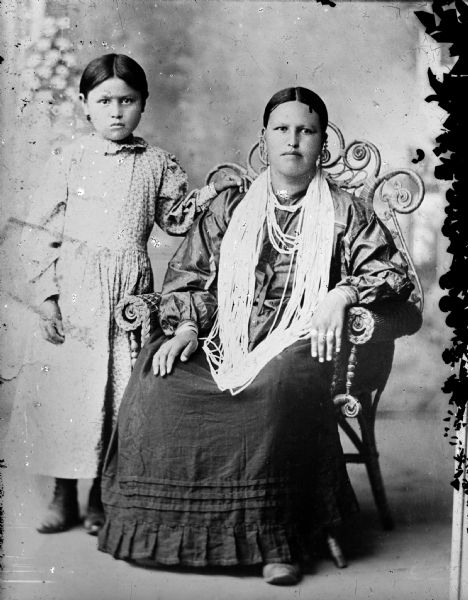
top-left (80, 77), bottom-right (143, 142)
top-left (264, 101), bottom-right (323, 184)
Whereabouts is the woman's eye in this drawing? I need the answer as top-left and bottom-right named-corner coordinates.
top-left (275, 126), bottom-right (288, 132)
top-left (122, 98), bottom-right (134, 104)
top-left (99, 99), bottom-right (110, 104)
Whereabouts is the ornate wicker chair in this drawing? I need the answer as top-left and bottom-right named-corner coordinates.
top-left (115, 123), bottom-right (424, 564)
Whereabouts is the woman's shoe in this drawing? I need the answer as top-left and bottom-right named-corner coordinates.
top-left (37, 478), bottom-right (80, 534)
top-left (83, 476), bottom-right (105, 536)
top-left (262, 563), bottom-right (301, 585)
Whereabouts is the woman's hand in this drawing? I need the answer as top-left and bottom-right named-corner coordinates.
top-left (152, 329), bottom-right (198, 376)
top-left (214, 173), bottom-right (250, 195)
top-left (38, 297), bottom-right (65, 344)
top-left (310, 289), bottom-right (350, 363)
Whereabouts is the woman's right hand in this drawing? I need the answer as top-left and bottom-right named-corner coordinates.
top-left (38, 297), bottom-right (65, 344)
top-left (152, 330), bottom-right (198, 376)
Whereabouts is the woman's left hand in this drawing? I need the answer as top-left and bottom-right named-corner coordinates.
top-left (310, 289), bottom-right (350, 363)
top-left (214, 173), bottom-right (250, 194)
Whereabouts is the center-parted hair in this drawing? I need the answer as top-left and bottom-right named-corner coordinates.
top-left (263, 87), bottom-right (328, 136)
top-left (79, 54), bottom-right (149, 110)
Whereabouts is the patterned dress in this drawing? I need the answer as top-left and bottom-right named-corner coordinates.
top-left (10, 133), bottom-right (214, 479)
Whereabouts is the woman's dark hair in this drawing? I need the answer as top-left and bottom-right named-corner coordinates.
top-left (263, 87), bottom-right (328, 135)
top-left (79, 54), bottom-right (149, 110)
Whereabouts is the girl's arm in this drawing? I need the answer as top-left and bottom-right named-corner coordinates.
top-left (20, 148), bottom-right (69, 309)
top-left (154, 151), bottom-right (245, 236)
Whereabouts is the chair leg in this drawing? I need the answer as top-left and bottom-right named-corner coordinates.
top-left (359, 413), bottom-right (394, 530)
top-left (326, 531), bottom-right (347, 568)
top-left (364, 453), bottom-right (394, 530)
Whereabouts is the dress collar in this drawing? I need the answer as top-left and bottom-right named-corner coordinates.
top-left (84, 133), bottom-right (148, 155)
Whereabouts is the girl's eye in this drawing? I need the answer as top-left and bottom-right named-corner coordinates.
top-left (275, 126), bottom-right (288, 132)
top-left (122, 98), bottom-right (134, 104)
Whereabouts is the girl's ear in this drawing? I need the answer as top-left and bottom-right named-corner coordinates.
top-left (79, 93), bottom-right (89, 116)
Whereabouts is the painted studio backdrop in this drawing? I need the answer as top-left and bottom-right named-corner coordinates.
top-left (0, 1), bottom-right (455, 598)
top-left (1, 0), bottom-right (450, 404)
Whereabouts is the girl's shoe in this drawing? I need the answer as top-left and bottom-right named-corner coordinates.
top-left (37, 478), bottom-right (80, 534)
top-left (83, 509), bottom-right (105, 536)
top-left (262, 563), bottom-right (301, 585)
top-left (83, 476), bottom-right (105, 536)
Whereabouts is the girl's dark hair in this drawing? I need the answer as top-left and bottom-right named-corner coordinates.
top-left (79, 54), bottom-right (149, 110)
top-left (263, 87), bottom-right (328, 135)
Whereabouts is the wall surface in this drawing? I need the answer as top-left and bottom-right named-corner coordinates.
top-left (0, 1), bottom-right (451, 409)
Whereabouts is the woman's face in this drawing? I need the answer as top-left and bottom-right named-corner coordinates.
top-left (80, 77), bottom-right (143, 142)
top-left (264, 100), bottom-right (323, 184)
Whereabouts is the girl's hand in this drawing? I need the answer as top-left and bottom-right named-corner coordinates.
top-left (152, 329), bottom-right (198, 376)
top-left (214, 173), bottom-right (250, 194)
top-left (38, 297), bottom-right (65, 345)
top-left (310, 289), bottom-right (350, 363)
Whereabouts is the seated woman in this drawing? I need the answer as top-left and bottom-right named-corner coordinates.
top-left (98, 87), bottom-right (413, 585)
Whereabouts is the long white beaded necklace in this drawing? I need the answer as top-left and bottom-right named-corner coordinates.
top-left (266, 174), bottom-right (307, 255)
top-left (203, 167), bottom-right (335, 395)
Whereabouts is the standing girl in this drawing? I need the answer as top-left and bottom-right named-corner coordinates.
top-left (15, 54), bottom-right (242, 535)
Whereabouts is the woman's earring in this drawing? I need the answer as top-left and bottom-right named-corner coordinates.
top-left (320, 139), bottom-right (329, 166)
top-left (259, 136), bottom-right (268, 165)
top-left (86, 114), bottom-right (91, 122)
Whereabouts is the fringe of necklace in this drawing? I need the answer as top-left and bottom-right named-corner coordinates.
top-left (203, 167), bottom-right (335, 395)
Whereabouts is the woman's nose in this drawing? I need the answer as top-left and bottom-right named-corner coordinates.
top-left (288, 131), bottom-right (299, 147)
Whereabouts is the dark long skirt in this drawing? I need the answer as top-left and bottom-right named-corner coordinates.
top-left (98, 329), bottom-right (358, 566)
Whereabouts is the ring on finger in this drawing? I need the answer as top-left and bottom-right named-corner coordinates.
top-left (326, 330), bottom-right (334, 338)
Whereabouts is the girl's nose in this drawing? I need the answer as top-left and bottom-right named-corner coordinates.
top-left (111, 101), bottom-right (123, 118)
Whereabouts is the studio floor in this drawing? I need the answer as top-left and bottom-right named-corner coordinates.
top-left (0, 404), bottom-right (453, 600)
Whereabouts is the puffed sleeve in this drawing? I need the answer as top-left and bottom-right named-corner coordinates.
top-left (334, 198), bottom-right (414, 304)
top-left (155, 152), bottom-right (217, 236)
top-left (20, 148), bottom-right (69, 306)
top-left (159, 188), bottom-right (242, 335)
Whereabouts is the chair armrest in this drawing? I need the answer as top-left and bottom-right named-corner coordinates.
top-left (333, 301), bottom-right (422, 418)
top-left (346, 301), bottom-right (423, 345)
top-left (115, 292), bottom-right (161, 345)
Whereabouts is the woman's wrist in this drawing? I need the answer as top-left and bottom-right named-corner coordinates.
top-left (331, 286), bottom-right (358, 306)
top-left (174, 320), bottom-right (199, 338)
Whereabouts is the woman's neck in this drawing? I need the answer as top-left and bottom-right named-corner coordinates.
top-left (269, 169), bottom-right (316, 200)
